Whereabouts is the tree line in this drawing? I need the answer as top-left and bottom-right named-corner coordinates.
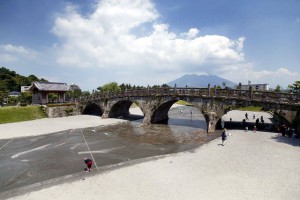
top-left (0, 67), bottom-right (48, 106)
top-left (92, 82), bottom-right (170, 94)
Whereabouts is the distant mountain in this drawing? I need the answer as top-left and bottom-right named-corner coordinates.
top-left (167, 74), bottom-right (237, 88)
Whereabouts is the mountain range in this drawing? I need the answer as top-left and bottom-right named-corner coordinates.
top-left (167, 74), bottom-right (237, 88)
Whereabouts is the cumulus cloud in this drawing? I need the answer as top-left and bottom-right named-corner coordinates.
top-left (0, 44), bottom-right (38, 62)
top-left (51, 0), bottom-right (245, 73)
top-left (218, 63), bottom-right (299, 88)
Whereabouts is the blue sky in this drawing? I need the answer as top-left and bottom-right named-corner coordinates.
top-left (0, 0), bottom-right (299, 91)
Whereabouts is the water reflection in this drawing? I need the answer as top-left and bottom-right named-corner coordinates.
top-left (101, 106), bottom-right (219, 146)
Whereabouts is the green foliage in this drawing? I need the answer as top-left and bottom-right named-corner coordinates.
top-left (98, 82), bottom-right (121, 93)
top-left (64, 107), bottom-right (74, 116)
top-left (288, 80), bottom-right (300, 93)
top-left (67, 89), bottom-right (82, 99)
top-left (0, 106), bottom-right (46, 124)
top-left (222, 82), bottom-right (226, 88)
top-left (238, 106), bottom-right (263, 111)
top-left (176, 100), bottom-right (193, 106)
top-left (1, 67), bottom-right (30, 91)
top-left (119, 83), bottom-right (134, 90)
top-left (161, 84), bottom-right (170, 88)
top-left (0, 66), bottom-right (47, 92)
top-left (274, 85), bottom-right (281, 92)
top-left (81, 91), bottom-right (91, 96)
top-left (152, 85), bottom-right (161, 89)
top-left (48, 93), bottom-right (58, 103)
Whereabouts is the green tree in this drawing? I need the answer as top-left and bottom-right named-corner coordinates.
top-left (0, 67), bottom-right (48, 92)
top-left (274, 85), bottom-right (281, 92)
top-left (81, 91), bottom-right (91, 96)
top-left (152, 85), bottom-right (160, 89)
top-left (119, 83), bottom-right (126, 91)
top-left (222, 82), bottom-right (226, 88)
top-left (288, 81), bottom-right (300, 93)
top-left (18, 92), bottom-right (32, 104)
top-left (98, 82), bottom-right (121, 93)
top-left (161, 84), bottom-right (170, 88)
top-left (27, 75), bottom-right (39, 83)
top-left (67, 89), bottom-right (82, 100)
top-left (48, 93), bottom-right (58, 103)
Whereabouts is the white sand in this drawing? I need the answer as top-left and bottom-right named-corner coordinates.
top-left (2, 109), bottom-right (300, 200)
top-left (222, 110), bottom-right (273, 124)
top-left (0, 116), bottom-right (125, 140)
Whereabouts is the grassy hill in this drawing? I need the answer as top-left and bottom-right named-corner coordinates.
top-left (0, 106), bottom-right (46, 124)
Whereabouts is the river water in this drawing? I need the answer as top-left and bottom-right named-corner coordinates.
top-left (99, 105), bottom-right (221, 153)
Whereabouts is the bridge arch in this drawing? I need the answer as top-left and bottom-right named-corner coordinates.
top-left (151, 100), bottom-right (177, 124)
top-left (108, 100), bottom-right (133, 118)
top-left (82, 103), bottom-right (103, 116)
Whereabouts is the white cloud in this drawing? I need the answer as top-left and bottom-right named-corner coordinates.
top-left (0, 44), bottom-right (38, 62)
top-left (51, 0), bottom-right (245, 73)
top-left (181, 28), bottom-right (200, 39)
top-left (218, 63), bottom-right (299, 88)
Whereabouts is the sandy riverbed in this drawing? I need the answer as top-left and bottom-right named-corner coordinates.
top-left (1, 109), bottom-right (300, 200)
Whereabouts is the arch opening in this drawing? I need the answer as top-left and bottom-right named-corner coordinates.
top-left (109, 100), bottom-right (144, 120)
top-left (82, 103), bottom-right (103, 116)
top-left (151, 100), bottom-right (177, 124)
top-left (150, 100), bottom-right (207, 130)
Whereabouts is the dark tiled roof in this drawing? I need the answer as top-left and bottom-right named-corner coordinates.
top-left (29, 82), bottom-right (69, 92)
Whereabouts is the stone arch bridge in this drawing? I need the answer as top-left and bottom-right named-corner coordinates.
top-left (77, 86), bottom-right (300, 133)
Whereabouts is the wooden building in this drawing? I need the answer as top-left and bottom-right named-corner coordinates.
top-left (29, 82), bottom-right (69, 105)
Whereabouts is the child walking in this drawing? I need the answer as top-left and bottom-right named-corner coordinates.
top-left (221, 128), bottom-right (227, 146)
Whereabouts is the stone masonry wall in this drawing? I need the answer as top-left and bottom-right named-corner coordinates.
top-left (45, 105), bottom-right (81, 118)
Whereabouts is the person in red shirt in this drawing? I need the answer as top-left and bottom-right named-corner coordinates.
top-left (84, 158), bottom-right (93, 172)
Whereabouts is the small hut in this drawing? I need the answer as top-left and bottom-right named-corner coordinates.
top-left (29, 82), bottom-right (69, 105)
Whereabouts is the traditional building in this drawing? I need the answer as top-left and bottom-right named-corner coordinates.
top-left (29, 82), bottom-right (69, 105)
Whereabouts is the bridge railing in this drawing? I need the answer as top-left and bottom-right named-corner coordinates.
top-left (252, 91), bottom-right (300, 104)
top-left (78, 87), bottom-right (300, 105)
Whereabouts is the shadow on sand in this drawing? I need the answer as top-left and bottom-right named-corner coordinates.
top-left (271, 134), bottom-right (300, 147)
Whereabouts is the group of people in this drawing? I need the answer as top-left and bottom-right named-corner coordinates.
top-left (243, 112), bottom-right (265, 132)
top-left (279, 123), bottom-right (295, 137)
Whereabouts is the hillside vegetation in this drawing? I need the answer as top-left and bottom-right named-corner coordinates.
top-left (0, 106), bottom-right (46, 124)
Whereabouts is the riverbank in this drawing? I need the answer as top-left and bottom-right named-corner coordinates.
top-left (6, 129), bottom-right (300, 200)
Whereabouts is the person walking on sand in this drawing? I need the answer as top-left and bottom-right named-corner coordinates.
top-left (84, 158), bottom-right (93, 172)
top-left (221, 128), bottom-right (227, 146)
top-left (253, 125), bottom-right (257, 133)
top-left (253, 112), bottom-right (256, 119)
top-left (245, 112), bottom-right (248, 120)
